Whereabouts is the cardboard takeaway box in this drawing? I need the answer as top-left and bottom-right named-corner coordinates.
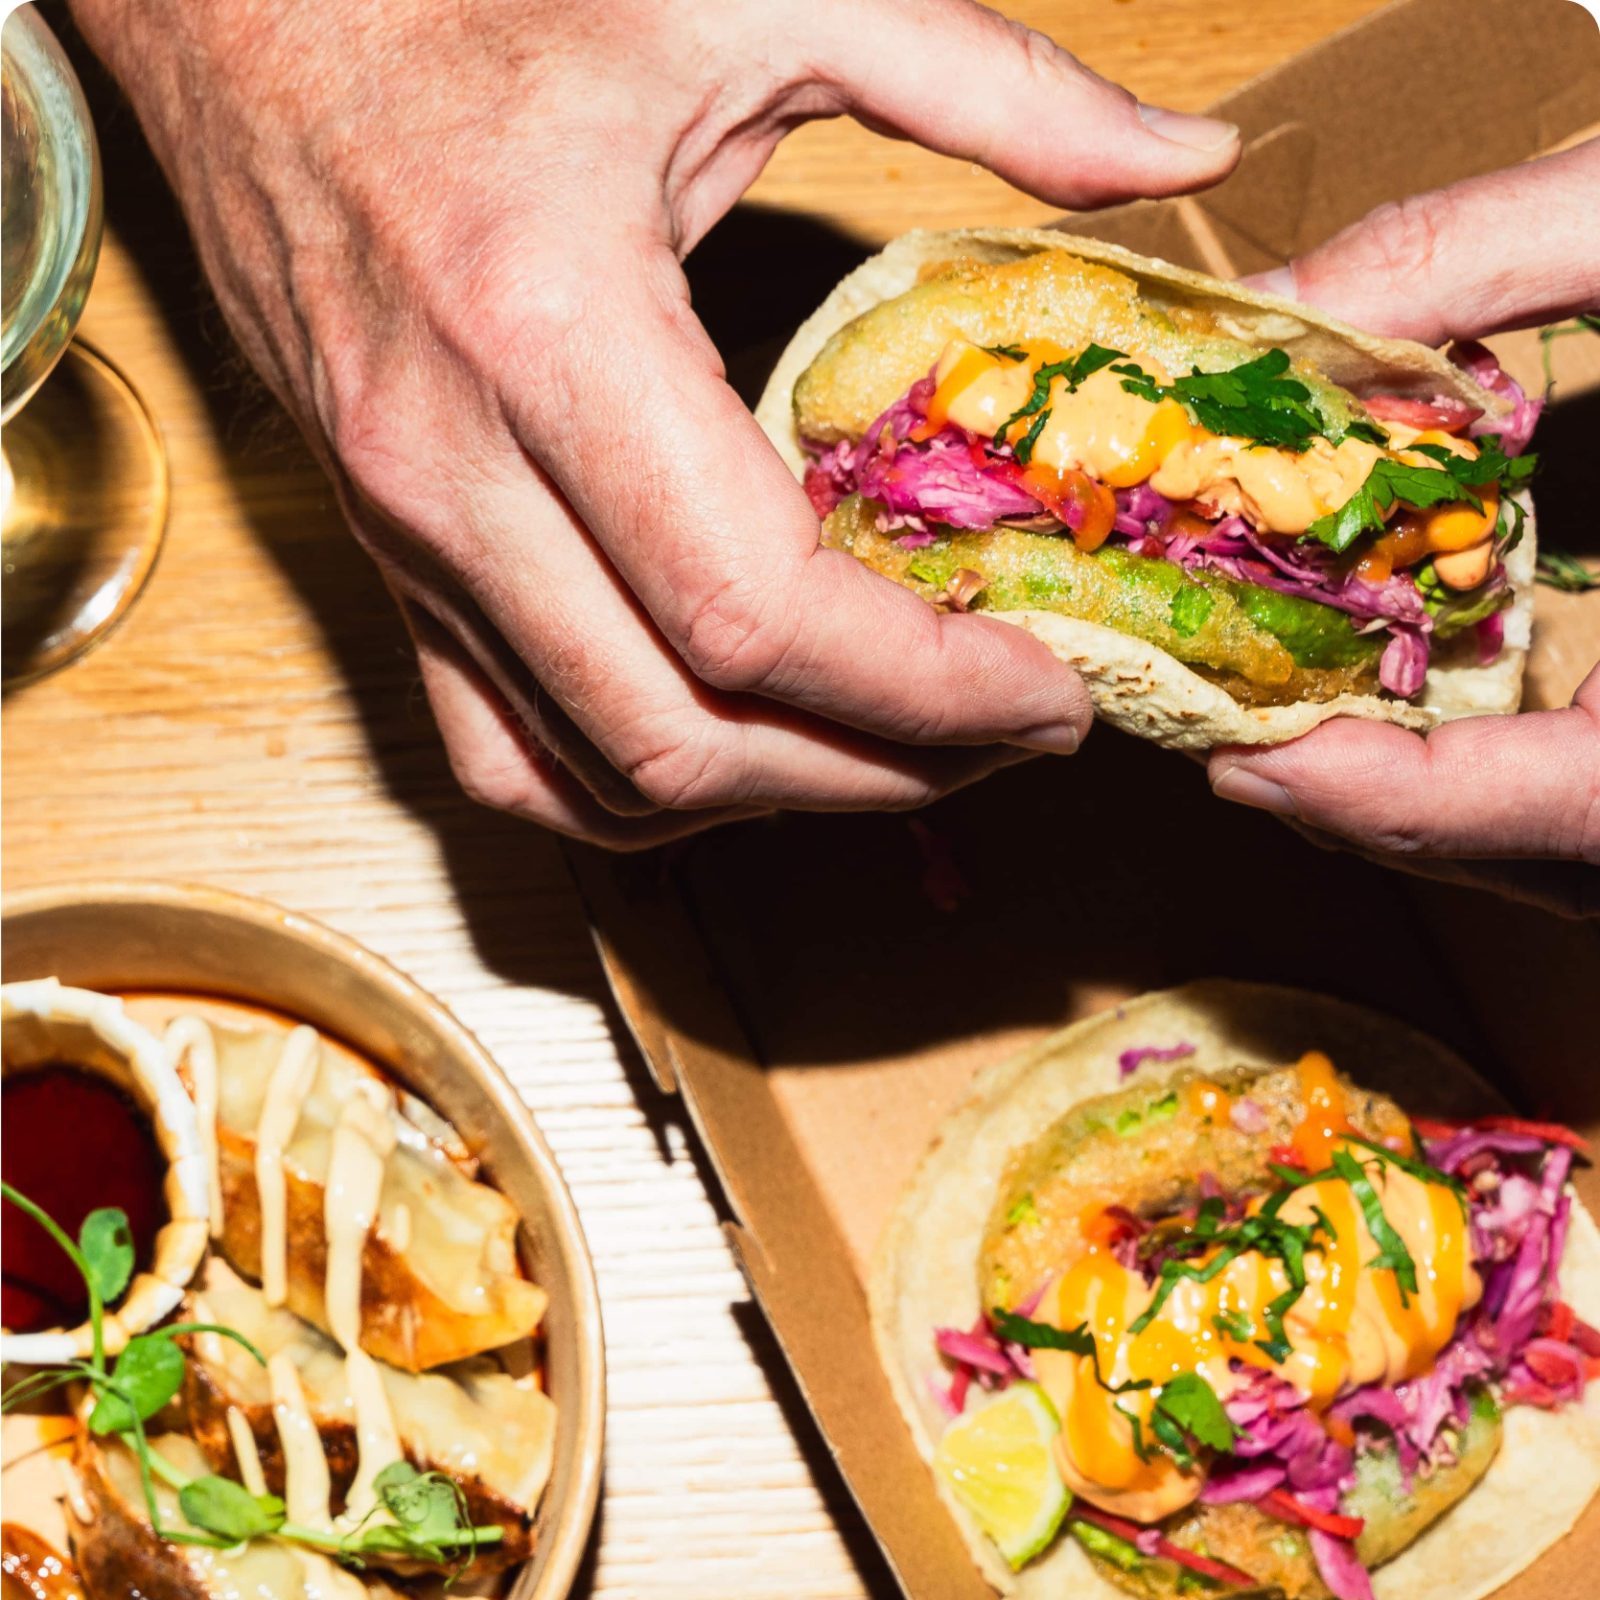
top-left (575, 2), bottom-right (1600, 1595)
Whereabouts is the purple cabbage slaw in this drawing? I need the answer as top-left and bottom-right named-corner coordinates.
top-left (1118, 1041), bottom-right (1197, 1080)
top-left (930, 1128), bottom-right (1593, 1600)
top-left (804, 347), bottom-right (1540, 701)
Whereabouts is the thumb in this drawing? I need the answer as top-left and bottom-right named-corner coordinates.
top-left (806, 0), bottom-right (1240, 210)
top-left (1206, 664), bottom-right (1600, 864)
top-left (1244, 137), bottom-right (1600, 344)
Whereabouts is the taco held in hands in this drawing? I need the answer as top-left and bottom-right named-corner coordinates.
top-left (758, 234), bottom-right (1541, 748)
top-left (872, 984), bottom-right (1600, 1600)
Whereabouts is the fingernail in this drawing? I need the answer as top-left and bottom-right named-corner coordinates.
top-left (1212, 765), bottom-right (1297, 816)
top-left (1247, 265), bottom-right (1299, 300)
top-left (1011, 722), bottom-right (1082, 756)
top-left (1136, 104), bottom-right (1239, 153)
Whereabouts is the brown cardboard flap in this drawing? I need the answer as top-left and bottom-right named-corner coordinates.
top-left (1066, 0), bottom-right (1600, 274)
top-left (578, 3), bottom-right (1600, 1595)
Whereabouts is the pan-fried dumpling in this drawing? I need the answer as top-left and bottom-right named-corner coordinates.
top-left (182, 1260), bottom-right (553, 1573)
top-left (67, 1432), bottom-right (406, 1600)
top-left (172, 1017), bottom-right (545, 1371)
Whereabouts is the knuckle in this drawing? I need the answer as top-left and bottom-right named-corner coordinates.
top-left (622, 729), bottom-right (747, 811)
top-left (322, 371), bottom-right (442, 535)
top-left (677, 577), bottom-right (797, 694)
top-left (1011, 21), bottom-right (1068, 80)
top-left (1353, 193), bottom-right (1453, 291)
top-left (450, 747), bottom-right (543, 819)
top-left (1570, 765), bottom-right (1600, 864)
top-left (1361, 815), bottom-right (1432, 858)
top-left (458, 248), bottom-right (591, 421)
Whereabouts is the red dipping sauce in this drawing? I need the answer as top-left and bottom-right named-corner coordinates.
top-left (2, 1066), bottom-right (167, 1334)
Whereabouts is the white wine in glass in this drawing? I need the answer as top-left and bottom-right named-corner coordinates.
top-left (2, 3), bottom-right (166, 686)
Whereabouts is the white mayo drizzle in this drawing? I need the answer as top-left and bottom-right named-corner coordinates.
top-left (227, 1404), bottom-right (268, 1497)
top-left (254, 1025), bottom-right (321, 1307)
top-left (297, 1549), bottom-right (374, 1599)
top-left (269, 1351), bottom-right (332, 1530)
top-left (188, 1292), bottom-right (226, 1369)
top-left (324, 1082), bottom-right (405, 1520)
top-left (166, 1015), bottom-right (224, 1236)
top-left (171, 1008), bottom-right (421, 1558)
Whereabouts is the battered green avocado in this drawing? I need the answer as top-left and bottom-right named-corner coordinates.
top-left (1066, 1388), bottom-right (1503, 1599)
top-left (979, 1062), bottom-right (1412, 1314)
top-left (824, 495), bottom-right (1384, 708)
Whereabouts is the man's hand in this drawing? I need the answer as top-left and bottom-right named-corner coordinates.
top-left (71, 0), bottom-right (1240, 847)
top-left (1211, 139), bottom-right (1600, 912)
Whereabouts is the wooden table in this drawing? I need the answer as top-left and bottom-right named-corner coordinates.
top-left (2, 4), bottom-right (1385, 1595)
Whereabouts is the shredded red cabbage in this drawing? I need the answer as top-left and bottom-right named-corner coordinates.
top-left (805, 351), bottom-right (1535, 700)
top-left (1309, 1525), bottom-right (1376, 1600)
top-left (1118, 1041), bottom-right (1196, 1079)
top-left (926, 1124), bottom-right (1588, 1588)
top-left (1451, 341), bottom-right (1543, 456)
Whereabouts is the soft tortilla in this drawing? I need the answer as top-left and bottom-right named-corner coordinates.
top-left (870, 980), bottom-right (1600, 1600)
top-left (756, 230), bottom-right (1536, 749)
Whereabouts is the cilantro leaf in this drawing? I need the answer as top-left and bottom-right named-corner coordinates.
top-left (1170, 349), bottom-right (1327, 450)
top-left (1113, 361), bottom-right (1164, 404)
top-left (1306, 457), bottom-right (1478, 554)
top-left (994, 344), bottom-right (1126, 447)
top-left (990, 1310), bottom-right (1096, 1355)
top-left (1331, 1146), bottom-right (1417, 1302)
top-left (1150, 1403), bottom-right (1195, 1469)
top-left (1154, 1372), bottom-right (1237, 1458)
top-left (1013, 407), bottom-right (1051, 465)
top-left (982, 343), bottom-right (1027, 362)
top-left (1306, 435), bottom-right (1537, 555)
top-left (1342, 418), bottom-right (1391, 446)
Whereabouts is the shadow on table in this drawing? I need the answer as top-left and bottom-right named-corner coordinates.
top-left (73, 31), bottom-right (902, 1595)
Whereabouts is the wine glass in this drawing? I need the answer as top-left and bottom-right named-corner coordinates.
top-left (2, 4), bottom-right (166, 686)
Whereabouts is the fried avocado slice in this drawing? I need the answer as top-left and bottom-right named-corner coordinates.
top-left (824, 496), bottom-right (1383, 707)
top-left (793, 249), bottom-right (1365, 448)
top-left (977, 1063), bottom-right (1412, 1315)
top-left (1064, 1388), bottom-right (1503, 1600)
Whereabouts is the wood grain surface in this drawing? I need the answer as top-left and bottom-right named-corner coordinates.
top-left (2, 3), bottom-right (1385, 1595)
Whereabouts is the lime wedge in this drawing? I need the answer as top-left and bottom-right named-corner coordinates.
top-left (934, 1382), bottom-right (1072, 1569)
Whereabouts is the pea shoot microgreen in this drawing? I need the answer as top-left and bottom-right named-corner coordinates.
top-left (0, 1181), bottom-right (501, 1574)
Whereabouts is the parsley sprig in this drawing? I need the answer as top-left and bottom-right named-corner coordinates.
top-left (0, 1182), bottom-right (502, 1574)
top-left (1115, 348), bottom-right (1345, 452)
top-left (1305, 433), bottom-right (1538, 554)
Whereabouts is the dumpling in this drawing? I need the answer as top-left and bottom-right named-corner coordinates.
top-left (171, 1016), bottom-right (545, 1371)
top-left (68, 1432), bottom-right (408, 1600)
top-left (182, 1260), bottom-right (553, 1574)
